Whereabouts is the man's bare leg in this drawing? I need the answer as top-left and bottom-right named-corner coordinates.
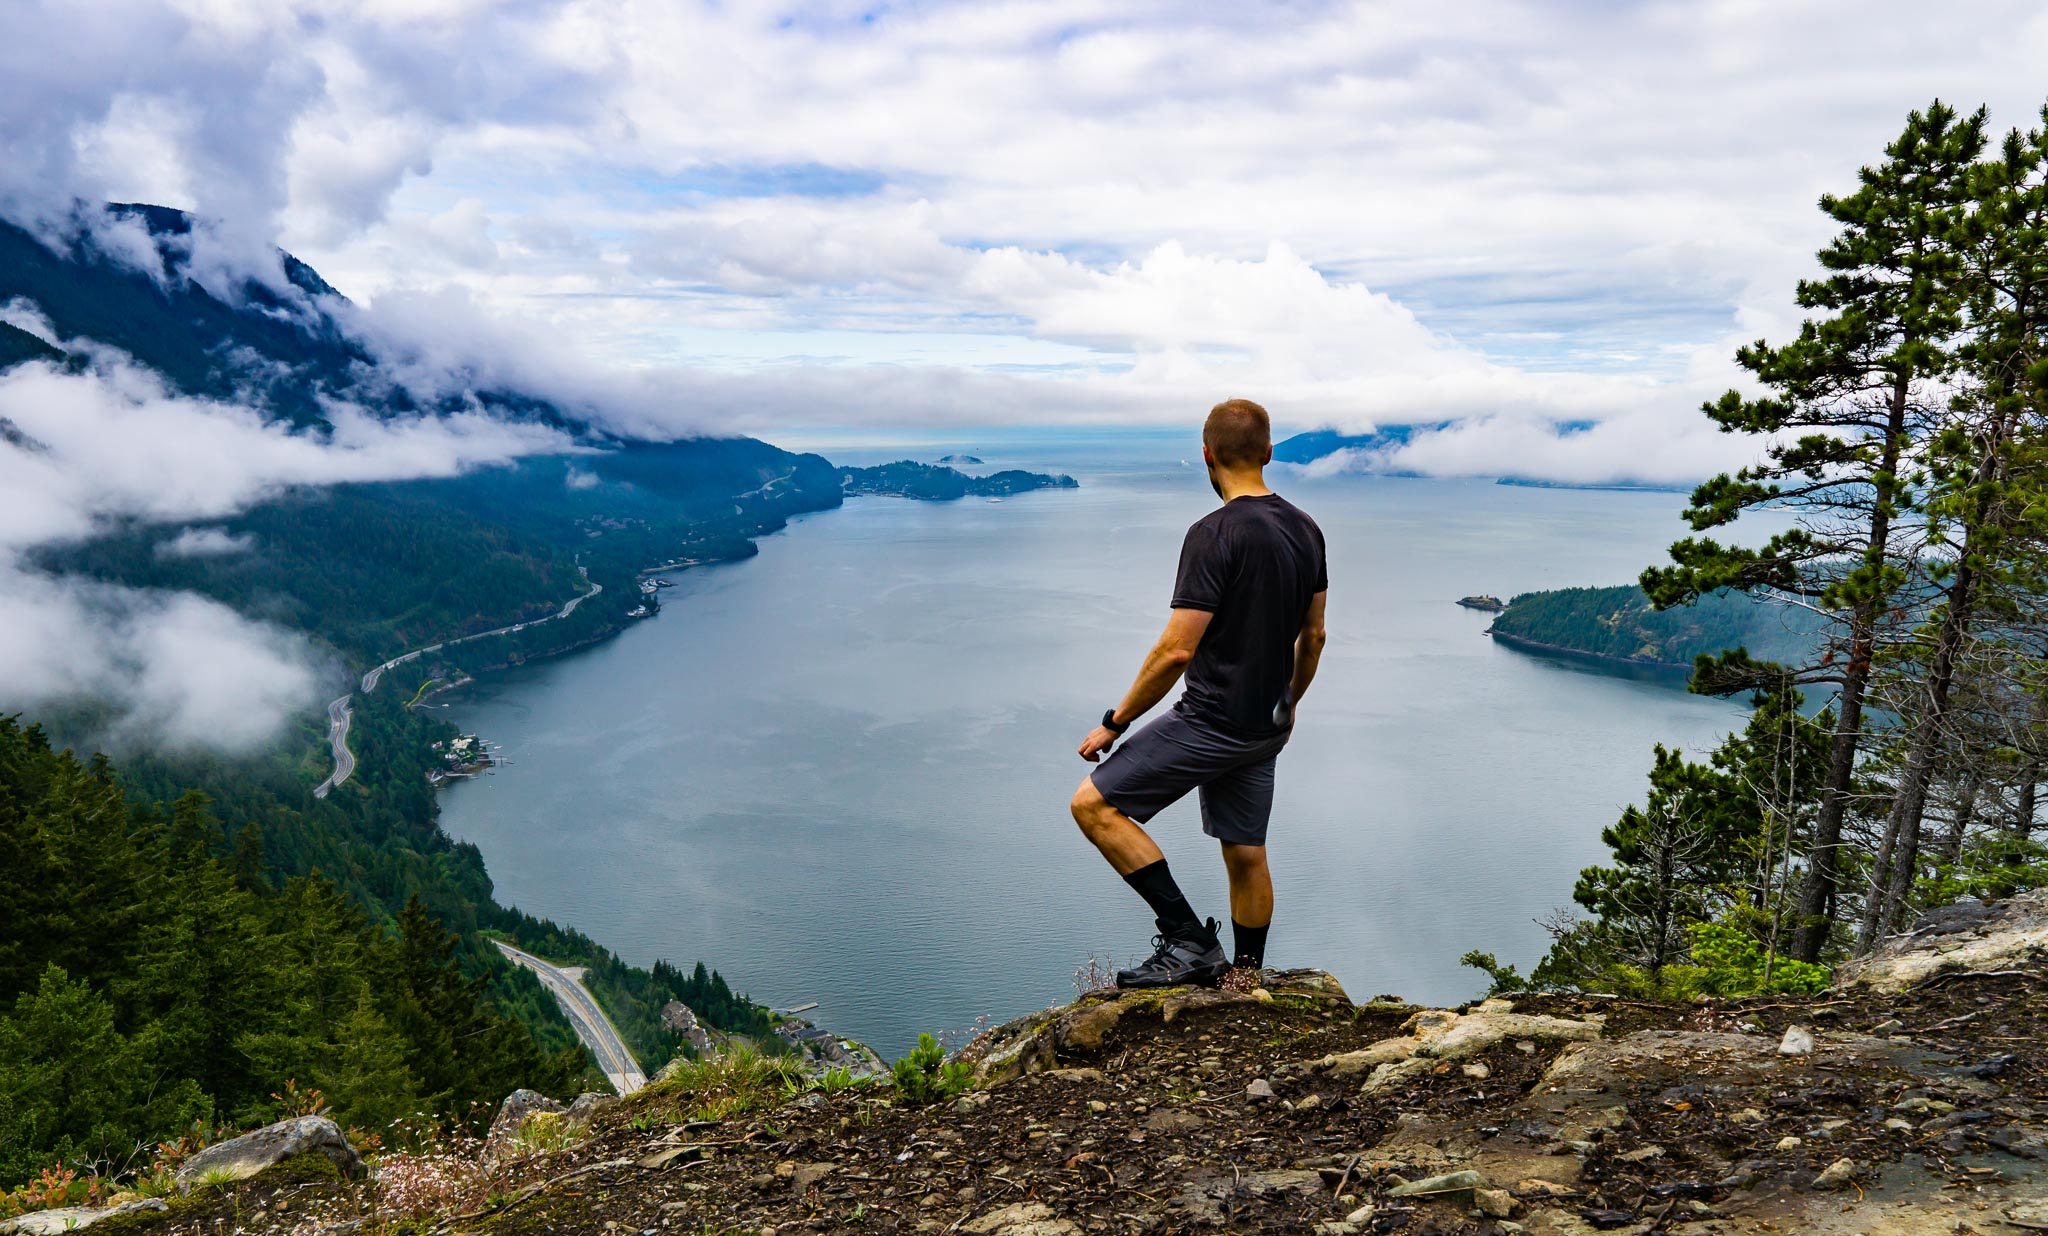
top-left (1220, 841), bottom-right (1272, 968)
top-left (1070, 777), bottom-right (1164, 874)
top-left (1071, 777), bottom-right (1225, 989)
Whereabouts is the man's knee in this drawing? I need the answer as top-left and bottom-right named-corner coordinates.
top-left (1071, 778), bottom-right (1110, 834)
top-left (1220, 842), bottom-right (1269, 877)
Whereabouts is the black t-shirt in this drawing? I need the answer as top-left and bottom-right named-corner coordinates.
top-left (1170, 493), bottom-right (1328, 737)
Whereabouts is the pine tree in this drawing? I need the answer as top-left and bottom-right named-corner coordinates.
top-left (1643, 102), bottom-right (1987, 961)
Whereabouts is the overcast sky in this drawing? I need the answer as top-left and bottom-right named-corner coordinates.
top-left (5, 0), bottom-right (2046, 471)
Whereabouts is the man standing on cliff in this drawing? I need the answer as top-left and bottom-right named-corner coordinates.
top-left (1072, 399), bottom-right (1329, 988)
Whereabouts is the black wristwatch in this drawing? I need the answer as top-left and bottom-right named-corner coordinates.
top-left (1101, 708), bottom-right (1130, 734)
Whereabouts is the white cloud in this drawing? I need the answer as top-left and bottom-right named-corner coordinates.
top-left (6, 0), bottom-right (2048, 465)
top-left (157, 527), bottom-right (255, 558)
top-left (0, 342), bottom-right (576, 749)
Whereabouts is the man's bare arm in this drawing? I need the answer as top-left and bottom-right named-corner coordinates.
top-left (1288, 590), bottom-right (1329, 705)
top-left (1078, 608), bottom-right (1213, 762)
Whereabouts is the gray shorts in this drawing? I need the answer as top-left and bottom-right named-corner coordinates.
top-left (1088, 707), bottom-right (1290, 846)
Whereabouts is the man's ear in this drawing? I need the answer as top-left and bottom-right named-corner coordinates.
top-left (1262, 445), bottom-right (1273, 466)
top-left (1201, 443), bottom-right (1215, 467)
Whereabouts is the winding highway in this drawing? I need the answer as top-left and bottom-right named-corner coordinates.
top-left (310, 694), bottom-right (355, 799)
top-left (494, 941), bottom-right (647, 1094)
top-left (318, 565), bottom-right (603, 794)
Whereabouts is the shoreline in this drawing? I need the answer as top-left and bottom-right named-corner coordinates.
top-left (1485, 627), bottom-right (1693, 677)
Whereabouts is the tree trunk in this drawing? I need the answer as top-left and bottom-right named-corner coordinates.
top-left (1791, 373), bottom-right (1909, 963)
top-left (1935, 767), bottom-right (1983, 865)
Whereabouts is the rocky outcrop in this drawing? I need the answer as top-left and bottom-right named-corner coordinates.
top-left (0, 1199), bottom-right (168, 1234)
top-left (963, 967), bottom-right (1352, 1084)
top-left (55, 910), bottom-right (2048, 1235)
top-left (1836, 887), bottom-right (2048, 992)
top-left (173, 1115), bottom-right (362, 1187)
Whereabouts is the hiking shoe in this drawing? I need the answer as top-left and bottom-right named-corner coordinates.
top-left (1116, 918), bottom-right (1229, 989)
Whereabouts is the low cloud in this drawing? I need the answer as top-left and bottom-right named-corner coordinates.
top-left (0, 336), bottom-right (577, 750)
top-left (156, 527), bottom-right (255, 558)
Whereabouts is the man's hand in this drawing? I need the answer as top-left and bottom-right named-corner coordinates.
top-left (1077, 725), bottom-right (1120, 762)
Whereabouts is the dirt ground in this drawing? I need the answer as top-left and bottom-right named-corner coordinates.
top-left (102, 960), bottom-right (2048, 1236)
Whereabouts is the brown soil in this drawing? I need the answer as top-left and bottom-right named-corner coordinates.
top-left (103, 972), bottom-right (2048, 1236)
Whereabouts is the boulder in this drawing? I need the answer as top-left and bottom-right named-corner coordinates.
top-left (175, 1116), bottom-right (362, 1187)
top-left (566, 1091), bottom-right (617, 1122)
top-left (488, 1088), bottom-right (566, 1144)
top-left (1835, 887), bottom-right (2048, 992)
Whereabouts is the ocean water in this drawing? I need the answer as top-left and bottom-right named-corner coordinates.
top-left (438, 441), bottom-right (1756, 1059)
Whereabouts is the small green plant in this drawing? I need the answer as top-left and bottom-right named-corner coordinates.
top-left (813, 1067), bottom-right (872, 1095)
top-left (507, 1110), bottom-right (584, 1157)
top-left (889, 1033), bottom-right (977, 1106)
top-left (642, 1043), bottom-right (808, 1124)
top-left (1459, 950), bottom-right (1527, 997)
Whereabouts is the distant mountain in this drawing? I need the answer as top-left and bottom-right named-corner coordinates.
top-left (1270, 426), bottom-right (1426, 465)
top-left (840, 459), bottom-right (1077, 499)
top-left (934, 453), bottom-right (983, 465)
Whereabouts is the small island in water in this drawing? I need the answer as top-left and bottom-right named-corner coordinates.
top-left (840, 459), bottom-right (1078, 500)
top-left (1456, 594), bottom-right (1506, 612)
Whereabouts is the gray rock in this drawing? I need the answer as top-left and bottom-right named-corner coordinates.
top-left (1244, 1078), bottom-right (1276, 1101)
top-left (1388, 1169), bottom-right (1488, 1198)
top-left (489, 1089), bottom-right (566, 1143)
top-left (959, 1201), bottom-right (1082, 1235)
top-left (566, 1091), bottom-right (617, 1122)
top-left (175, 1115), bottom-right (363, 1187)
top-left (1779, 1025), bottom-right (1814, 1056)
top-left (1, 1199), bottom-right (168, 1234)
top-left (1812, 1158), bottom-right (1858, 1191)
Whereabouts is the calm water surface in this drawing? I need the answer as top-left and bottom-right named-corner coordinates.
top-left (440, 445), bottom-right (1754, 1058)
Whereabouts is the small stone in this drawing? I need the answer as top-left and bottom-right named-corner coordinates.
top-left (1515, 1040), bottom-right (1537, 1054)
top-left (1388, 1169), bottom-right (1488, 1198)
top-left (1617, 1144), bottom-right (1665, 1163)
top-left (1729, 1108), bottom-right (1767, 1124)
top-left (1779, 1025), bottom-right (1814, 1056)
top-left (1884, 1117), bottom-right (1914, 1131)
top-left (1462, 1062), bottom-right (1492, 1080)
top-left (1245, 1079), bottom-right (1276, 1102)
top-left (1872, 1018), bottom-right (1905, 1034)
top-left (1296, 1093), bottom-right (1323, 1111)
top-left (1812, 1158), bottom-right (1858, 1191)
top-left (1312, 1224), bottom-right (1358, 1236)
top-left (1474, 1188), bottom-right (1517, 1218)
top-left (1776, 1136), bottom-right (1803, 1151)
top-left (1087, 1100), bottom-right (1108, 1114)
top-left (1251, 987), bottom-right (1273, 1003)
top-left (1345, 1204), bottom-right (1377, 1224)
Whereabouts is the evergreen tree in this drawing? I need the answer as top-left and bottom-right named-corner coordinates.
top-left (1643, 102), bottom-right (1986, 961)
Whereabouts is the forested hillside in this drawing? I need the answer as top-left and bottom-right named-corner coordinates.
top-left (1486, 583), bottom-right (1818, 669)
top-left (0, 716), bottom-right (585, 1182)
top-left (0, 211), bottom-right (862, 1188)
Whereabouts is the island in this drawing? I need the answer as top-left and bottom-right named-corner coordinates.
top-left (839, 460), bottom-right (1079, 500)
top-left (1484, 583), bottom-right (1820, 674)
top-left (1456, 595), bottom-right (1506, 612)
top-left (935, 453), bottom-right (984, 465)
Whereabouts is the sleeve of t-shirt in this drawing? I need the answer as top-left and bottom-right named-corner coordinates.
top-left (1171, 522), bottom-right (1226, 612)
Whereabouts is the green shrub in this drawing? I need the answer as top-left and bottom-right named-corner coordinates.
top-left (889, 1035), bottom-right (975, 1106)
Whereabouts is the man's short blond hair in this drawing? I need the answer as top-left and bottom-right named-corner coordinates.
top-left (1204, 399), bottom-right (1271, 469)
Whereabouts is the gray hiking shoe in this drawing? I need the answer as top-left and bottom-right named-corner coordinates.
top-left (1116, 918), bottom-right (1229, 989)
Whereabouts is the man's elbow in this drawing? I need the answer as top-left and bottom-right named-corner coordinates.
top-left (1303, 625), bottom-right (1328, 654)
top-left (1157, 644), bottom-right (1196, 672)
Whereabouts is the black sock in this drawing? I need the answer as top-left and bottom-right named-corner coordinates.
top-left (1123, 859), bottom-right (1203, 937)
top-left (1232, 920), bottom-right (1269, 969)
